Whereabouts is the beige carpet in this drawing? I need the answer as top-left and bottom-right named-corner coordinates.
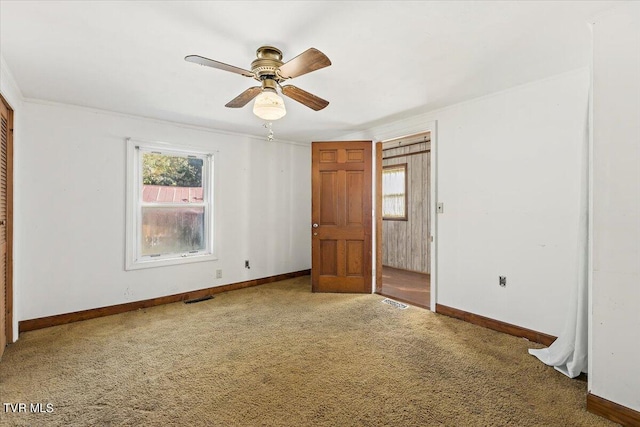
top-left (0, 276), bottom-right (614, 426)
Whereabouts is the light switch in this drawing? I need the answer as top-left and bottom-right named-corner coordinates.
top-left (437, 202), bottom-right (444, 213)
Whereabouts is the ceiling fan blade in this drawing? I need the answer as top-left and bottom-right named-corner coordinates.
top-left (225, 86), bottom-right (262, 108)
top-left (281, 85), bottom-right (329, 111)
top-left (185, 55), bottom-right (254, 78)
top-left (278, 48), bottom-right (331, 79)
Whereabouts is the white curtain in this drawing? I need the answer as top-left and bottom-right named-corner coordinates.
top-left (382, 167), bottom-right (406, 217)
top-left (528, 106), bottom-right (590, 378)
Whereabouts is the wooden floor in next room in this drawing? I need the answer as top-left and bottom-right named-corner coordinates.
top-left (379, 266), bottom-right (430, 309)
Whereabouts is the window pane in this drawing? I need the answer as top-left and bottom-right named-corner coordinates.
top-left (382, 165), bottom-right (407, 218)
top-left (383, 195), bottom-right (405, 217)
top-left (142, 185), bottom-right (204, 204)
top-left (383, 168), bottom-right (405, 194)
top-left (142, 153), bottom-right (204, 204)
top-left (141, 207), bottom-right (205, 256)
top-left (142, 152), bottom-right (203, 187)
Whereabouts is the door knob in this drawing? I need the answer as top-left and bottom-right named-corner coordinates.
top-left (312, 223), bottom-right (319, 228)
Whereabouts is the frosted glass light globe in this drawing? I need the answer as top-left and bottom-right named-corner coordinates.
top-left (253, 90), bottom-right (286, 121)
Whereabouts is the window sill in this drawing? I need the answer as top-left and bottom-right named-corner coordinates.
top-left (125, 253), bottom-right (218, 271)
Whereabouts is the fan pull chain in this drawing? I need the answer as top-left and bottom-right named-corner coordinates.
top-left (264, 122), bottom-right (274, 141)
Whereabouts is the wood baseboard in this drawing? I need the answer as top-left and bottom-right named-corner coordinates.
top-left (587, 393), bottom-right (640, 426)
top-left (435, 303), bottom-right (557, 346)
top-left (19, 270), bottom-right (311, 333)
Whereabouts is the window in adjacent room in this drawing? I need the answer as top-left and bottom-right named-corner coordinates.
top-left (382, 163), bottom-right (408, 220)
top-left (126, 139), bottom-right (215, 270)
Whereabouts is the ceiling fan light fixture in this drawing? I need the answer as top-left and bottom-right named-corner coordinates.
top-left (253, 89), bottom-right (286, 121)
top-left (186, 45), bottom-right (331, 117)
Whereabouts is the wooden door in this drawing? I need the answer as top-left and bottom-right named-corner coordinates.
top-left (311, 141), bottom-right (372, 293)
top-left (0, 98), bottom-right (11, 356)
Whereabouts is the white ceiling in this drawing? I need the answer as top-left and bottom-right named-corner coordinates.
top-left (0, 1), bottom-right (620, 142)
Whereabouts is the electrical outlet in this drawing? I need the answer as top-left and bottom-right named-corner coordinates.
top-left (245, 260), bottom-right (251, 269)
top-left (499, 276), bottom-right (506, 287)
top-left (216, 269), bottom-right (222, 279)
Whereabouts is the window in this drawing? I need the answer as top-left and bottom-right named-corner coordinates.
top-left (382, 163), bottom-right (408, 220)
top-left (126, 139), bottom-right (215, 270)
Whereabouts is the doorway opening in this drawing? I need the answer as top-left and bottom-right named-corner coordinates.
top-left (376, 132), bottom-right (431, 308)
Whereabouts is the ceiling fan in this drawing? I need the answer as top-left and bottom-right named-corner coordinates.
top-left (185, 46), bottom-right (331, 121)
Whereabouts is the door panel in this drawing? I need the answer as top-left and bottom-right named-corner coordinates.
top-left (346, 171), bottom-right (364, 226)
top-left (346, 150), bottom-right (364, 162)
top-left (319, 171), bottom-right (338, 225)
top-left (0, 99), bottom-right (9, 356)
top-left (346, 240), bottom-right (364, 276)
top-left (320, 240), bottom-right (338, 275)
top-left (312, 141), bottom-right (372, 293)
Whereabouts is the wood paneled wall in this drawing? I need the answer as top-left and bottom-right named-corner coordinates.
top-left (382, 142), bottom-right (430, 273)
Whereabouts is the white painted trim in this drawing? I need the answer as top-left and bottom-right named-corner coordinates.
top-left (587, 21), bottom-right (595, 386)
top-left (429, 120), bottom-right (438, 312)
top-left (371, 140), bottom-right (377, 293)
top-left (22, 97), bottom-right (308, 147)
top-left (125, 138), bottom-right (218, 270)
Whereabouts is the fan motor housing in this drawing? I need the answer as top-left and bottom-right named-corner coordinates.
top-left (252, 46), bottom-right (284, 81)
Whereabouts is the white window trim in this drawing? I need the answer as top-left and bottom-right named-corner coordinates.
top-left (125, 138), bottom-right (217, 270)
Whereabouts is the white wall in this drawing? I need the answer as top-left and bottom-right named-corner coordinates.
top-left (1, 57), bottom-right (22, 108)
top-left (591, 2), bottom-right (640, 412)
top-left (340, 68), bottom-right (590, 337)
top-left (17, 100), bottom-right (311, 320)
top-left (1, 55), bottom-right (24, 341)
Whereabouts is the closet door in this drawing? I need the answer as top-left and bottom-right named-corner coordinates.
top-left (0, 98), bottom-right (13, 356)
